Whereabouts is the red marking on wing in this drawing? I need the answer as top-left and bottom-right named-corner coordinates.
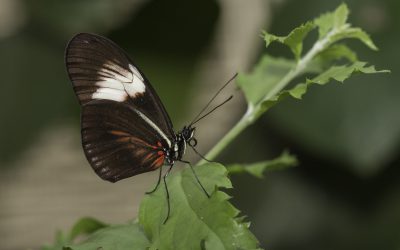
top-left (150, 151), bottom-right (165, 170)
top-left (134, 140), bottom-right (165, 170)
top-left (111, 133), bottom-right (162, 150)
top-left (130, 138), bottom-right (163, 150)
top-left (108, 133), bottom-right (166, 170)
top-left (142, 151), bottom-right (155, 163)
top-left (109, 130), bottom-right (131, 137)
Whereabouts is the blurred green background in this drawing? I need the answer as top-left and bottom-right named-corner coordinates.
top-left (0, 0), bottom-right (398, 249)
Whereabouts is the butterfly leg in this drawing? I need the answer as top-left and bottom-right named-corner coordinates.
top-left (146, 167), bottom-right (163, 194)
top-left (179, 160), bottom-right (210, 198)
top-left (163, 164), bottom-right (174, 224)
top-left (188, 145), bottom-right (213, 163)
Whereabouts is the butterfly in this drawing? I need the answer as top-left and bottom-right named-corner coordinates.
top-left (65, 33), bottom-right (234, 223)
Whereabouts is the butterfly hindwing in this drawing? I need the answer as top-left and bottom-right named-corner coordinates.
top-left (81, 100), bottom-right (166, 182)
top-left (65, 33), bottom-right (176, 182)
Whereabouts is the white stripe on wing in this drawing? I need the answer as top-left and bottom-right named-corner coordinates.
top-left (133, 109), bottom-right (172, 148)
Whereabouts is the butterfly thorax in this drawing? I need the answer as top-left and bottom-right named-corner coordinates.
top-left (166, 126), bottom-right (196, 164)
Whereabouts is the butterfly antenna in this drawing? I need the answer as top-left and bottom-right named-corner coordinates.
top-left (190, 73), bottom-right (238, 125)
top-left (190, 95), bottom-right (233, 125)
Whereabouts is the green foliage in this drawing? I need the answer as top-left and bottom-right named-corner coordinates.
top-left (139, 163), bottom-right (260, 250)
top-left (314, 43), bottom-right (358, 64)
top-left (293, 62), bottom-right (388, 98)
top-left (68, 217), bottom-right (108, 241)
top-left (227, 151), bottom-right (298, 178)
top-left (264, 22), bottom-right (315, 60)
top-left (42, 218), bottom-right (149, 250)
top-left (44, 3), bottom-right (388, 250)
top-left (238, 3), bottom-right (386, 121)
top-left (204, 3), bottom-right (387, 161)
top-left (313, 4), bottom-right (377, 50)
top-left (236, 56), bottom-right (296, 106)
top-left (65, 223), bottom-right (149, 250)
top-left (42, 217), bottom-right (108, 250)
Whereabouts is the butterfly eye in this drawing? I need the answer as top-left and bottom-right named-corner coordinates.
top-left (182, 129), bottom-right (191, 139)
top-left (188, 138), bottom-right (197, 147)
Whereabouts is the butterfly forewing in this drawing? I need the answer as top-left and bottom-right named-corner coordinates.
top-left (65, 33), bottom-right (175, 182)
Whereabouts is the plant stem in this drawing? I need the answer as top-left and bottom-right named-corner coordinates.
top-left (199, 107), bottom-right (253, 165)
top-left (199, 27), bottom-right (338, 164)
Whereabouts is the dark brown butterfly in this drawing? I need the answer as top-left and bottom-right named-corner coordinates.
top-left (65, 33), bottom-right (233, 223)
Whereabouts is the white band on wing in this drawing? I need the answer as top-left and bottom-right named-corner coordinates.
top-left (92, 63), bottom-right (146, 102)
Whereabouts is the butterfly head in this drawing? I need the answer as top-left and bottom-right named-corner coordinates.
top-left (181, 125), bottom-right (197, 147)
top-left (172, 125), bottom-right (196, 162)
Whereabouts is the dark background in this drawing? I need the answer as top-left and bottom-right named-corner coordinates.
top-left (0, 0), bottom-right (398, 249)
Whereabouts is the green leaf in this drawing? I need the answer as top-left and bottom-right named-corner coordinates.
top-left (264, 21), bottom-right (315, 59)
top-left (314, 3), bottom-right (349, 38)
top-left (227, 151), bottom-right (298, 178)
top-left (333, 2), bottom-right (349, 28)
top-left (314, 44), bottom-right (358, 63)
top-left (249, 61), bottom-right (388, 121)
top-left (237, 55), bottom-right (296, 105)
top-left (331, 27), bottom-right (378, 51)
top-left (306, 44), bottom-right (359, 75)
top-left (314, 3), bottom-right (377, 50)
top-left (296, 61), bottom-right (390, 100)
top-left (261, 62), bottom-right (388, 112)
top-left (68, 217), bottom-right (108, 241)
top-left (65, 223), bottom-right (149, 250)
top-left (41, 218), bottom-right (108, 250)
top-left (139, 163), bottom-right (261, 250)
